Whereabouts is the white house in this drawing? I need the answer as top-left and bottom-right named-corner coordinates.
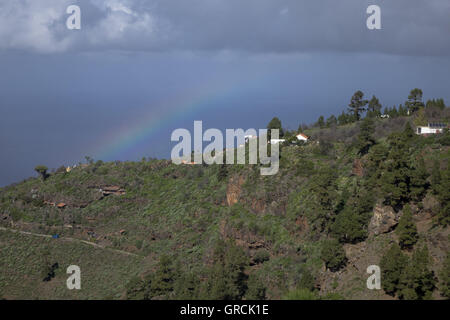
top-left (416, 122), bottom-right (448, 135)
top-left (296, 133), bottom-right (309, 142)
top-left (270, 139), bottom-right (286, 144)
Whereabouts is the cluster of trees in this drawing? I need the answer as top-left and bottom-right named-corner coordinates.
top-left (320, 239), bottom-right (347, 272)
top-left (366, 120), bottom-right (449, 299)
top-left (311, 119), bottom-right (377, 270)
top-left (313, 88), bottom-right (446, 129)
top-left (126, 239), bottom-right (267, 300)
top-left (396, 205), bottom-right (418, 249)
top-left (430, 160), bottom-right (450, 226)
top-left (380, 243), bottom-right (435, 299)
top-left (441, 253), bottom-right (450, 298)
top-left (364, 123), bottom-right (430, 210)
top-left (425, 98), bottom-right (446, 110)
top-left (125, 254), bottom-right (176, 300)
top-left (265, 88), bottom-right (446, 147)
top-left (331, 184), bottom-right (374, 244)
top-left (263, 90), bottom-right (448, 292)
top-left (309, 165), bottom-right (375, 271)
top-left (313, 114), bottom-right (448, 276)
top-left (382, 105), bottom-right (409, 118)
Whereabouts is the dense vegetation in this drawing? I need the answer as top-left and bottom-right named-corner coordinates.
top-left (0, 89), bottom-right (449, 300)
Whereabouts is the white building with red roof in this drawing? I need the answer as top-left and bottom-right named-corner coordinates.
top-left (296, 133), bottom-right (309, 142)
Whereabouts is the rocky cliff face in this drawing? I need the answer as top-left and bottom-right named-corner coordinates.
top-left (368, 205), bottom-right (399, 236)
top-left (318, 202), bottom-right (449, 300)
top-left (226, 175), bottom-right (245, 206)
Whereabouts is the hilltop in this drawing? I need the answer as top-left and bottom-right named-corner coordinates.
top-left (1, 93), bottom-right (449, 300)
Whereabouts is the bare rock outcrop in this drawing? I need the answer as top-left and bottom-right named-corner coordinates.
top-left (368, 205), bottom-right (399, 236)
top-left (226, 176), bottom-right (245, 206)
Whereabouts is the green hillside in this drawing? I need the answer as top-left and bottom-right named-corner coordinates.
top-left (1, 97), bottom-right (449, 300)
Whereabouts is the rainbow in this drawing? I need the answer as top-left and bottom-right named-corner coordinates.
top-left (91, 72), bottom-right (270, 161)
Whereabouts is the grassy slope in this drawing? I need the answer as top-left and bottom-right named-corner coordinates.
top-left (0, 116), bottom-right (449, 299)
top-left (0, 229), bottom-right (142, 299)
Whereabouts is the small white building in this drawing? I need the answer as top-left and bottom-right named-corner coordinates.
top-left (296, 133), bottom-right (309, 142)
top-left (270, 139), bottom-right (286, 144)
top-left (416, 122), bottom-right (448, 135)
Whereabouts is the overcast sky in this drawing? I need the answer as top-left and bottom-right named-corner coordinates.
top-left (1, 0), bottom-right (450, 186)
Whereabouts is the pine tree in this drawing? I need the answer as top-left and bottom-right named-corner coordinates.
top-left (405, 88), bottom-right (425, 114)
top-left (267, 117), bottom-right (284, 138)
top-left (332, 184), bottom-right (374, 243)
top-left (348, 90), bottom-right (368, 121)
top-left (381, 133), bottom-right (410, 208)
top-left (366, 143), bottom-right (389, 185)
top-left (412, 245), bottom-right (436, 299)
top-left (440, 253), bottom-right (450, 298)
top-left (436, 164), bottom-right (450, 226)
top-left (311, 167), bottom-right (338, 232)
top-left (173, 271), bottom-right (199, 299)
top-left (409, 157), bottom-right (429, 202)
top-left (402, 122), bottom-right (415, 141)
top-left (367, 95), bottom-right (382, 117)
top-left (390, 105), bottom-right (399, 118)
top-left (436, 98), bottom-right (446, 110)
top-left (356, 117), bottom-right (376, 155)
top-left (326, 115), bottom-right (337, 128)
top-left (431, 160), bottom-right (441, 195)
top-left (205, 240), bottom-right (249, 300)
top-left (245, 273), bottom-right (267, 300)
top-left (321, 239), bottom-right (346, 272)
top-left (398, 104), bottom-right (408, 116)
top-left (125, 275), bottom-right (152, 300)
top-left (396, 205), bottom-right (418, 249)
top-left (380, 243), bottom-right (408, 295)
top-left (381, 124), bottom-right (416, 209)
top-left (337, 111), bottom-right (350, 126)
top-left (413, 107), bottom-right (427, 126)
top-left (34, 165), bottom-right (48, 181)
top-left (332, 206), bottom-right (368, 243)
top-left (298, 268), bottom-right (316, 291)
top-left (149, 254), bottom-right (176, 298)
top-left (317, 115), bottom-right (325, 128)
top-left (399, 245), bottom-right (436, 300)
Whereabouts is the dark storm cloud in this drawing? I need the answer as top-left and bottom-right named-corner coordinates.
top-left (0, 0), bottom-right (449, 55)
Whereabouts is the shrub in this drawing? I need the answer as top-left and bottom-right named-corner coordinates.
top-left (245, 273), bottom-right (267, 300)
top-left (320, 239), bottom-right (346, 272)
top-left (440, 253), bottom-right (450, 298)
top-left (253, 249), bottom-right (270, 264)
top-left (396, 205), bottom-right (418, 249)
top-left (34, 165), bottom-right (48, 181)
top-left (380, 243), bottom-right (408, 295)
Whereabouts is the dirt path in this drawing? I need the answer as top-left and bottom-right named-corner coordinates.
top-left (0, 226), bottom-right (141, 258)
